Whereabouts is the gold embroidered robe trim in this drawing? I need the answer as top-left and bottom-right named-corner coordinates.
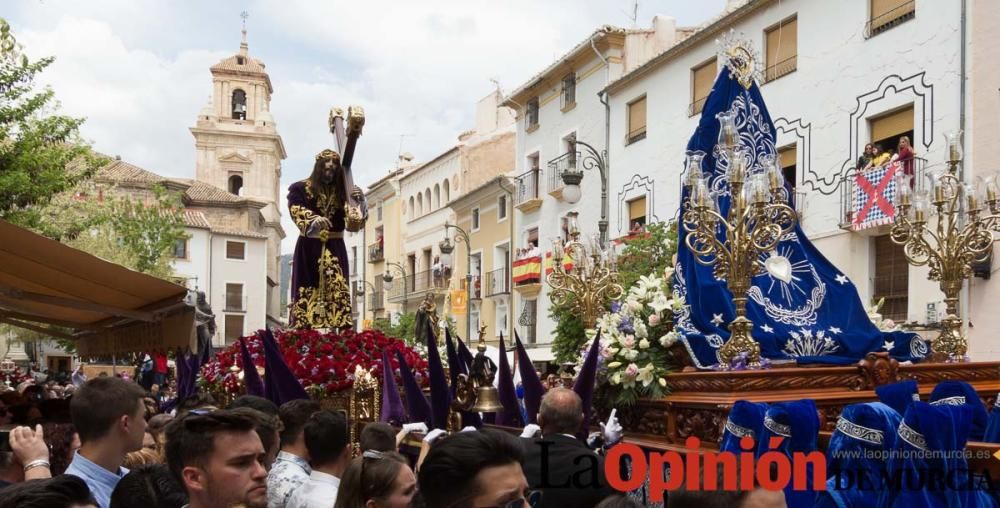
top-left (290, 248), bottom-right (353, 329)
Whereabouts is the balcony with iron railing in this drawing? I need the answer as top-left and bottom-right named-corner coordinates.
top-left (484, 267), bottom-right (510, 297)
top-left (865, 0), bottom-right (915, 39)
top-left (368, 242), bottom-right (384, 263)
top-left (368, 291), bottom-right (385, 311)
top-left (224, 293), bottom-right (247, 312)
top-left (386, 268), bottom-right (449, 302)
top-left (763, 56), bottom-right (797, 83)
top-left (519, 305), bottom-right (537, 344)
top-left (547, 151), bottom-right (578, 198)
top-left (514, 168), bottom-right (542, 212)
top-left (839, 157), bottom-right (928, 232)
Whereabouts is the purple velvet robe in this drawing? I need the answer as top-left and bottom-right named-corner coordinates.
top-left (287, 179), bottom-right (354, 329)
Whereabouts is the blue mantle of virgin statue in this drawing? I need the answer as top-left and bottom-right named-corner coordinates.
top-left (673, 66), bottom-right (927, 368)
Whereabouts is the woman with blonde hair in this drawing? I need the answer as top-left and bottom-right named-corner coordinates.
top-left (897, 135), bottom-right (915, 177)
top-left (334, 450), bottom-right (417, 508)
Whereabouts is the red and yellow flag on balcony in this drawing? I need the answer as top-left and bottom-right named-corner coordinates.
top-left (544, 251), bottom-right (574, 275)
top-left (512, 256), bottom-right (542, 283)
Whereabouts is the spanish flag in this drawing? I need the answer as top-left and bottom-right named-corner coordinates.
top-left (512, 256), bottom-right (542, 283)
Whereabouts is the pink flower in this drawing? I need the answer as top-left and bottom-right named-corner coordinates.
top-left (624, 363), bottom-right (639, 378)
top-left (648, 314), bottom-right (661, 326)
top-left (622, 335), bottom-right (636, 349)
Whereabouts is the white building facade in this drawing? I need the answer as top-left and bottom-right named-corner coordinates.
top-left (605, 0), bottom-right (1000, 359)
top-left (503, 21), bottom-right (689, 350)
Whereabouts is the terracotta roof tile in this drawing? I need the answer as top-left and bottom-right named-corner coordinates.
top-left (211, 227), bottom-right (267, 239)
top-left (183, 210), bottom-right (211, 229)
top-left (210, 55), bottom-right (268, 75)
top-left (96, 160), bottom-right (166, 184)
top-left (180, 180), bottom-right (244, 204)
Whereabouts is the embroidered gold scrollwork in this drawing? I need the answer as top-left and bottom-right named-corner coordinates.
top-left (290, 249), bottom-right (353, 329)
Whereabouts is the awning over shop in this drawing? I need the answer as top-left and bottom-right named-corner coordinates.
top-left (0, 219), bottom-right (194, 356)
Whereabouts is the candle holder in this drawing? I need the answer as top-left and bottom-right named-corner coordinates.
top-left (890, 130), bottom-right (1000, 361)
top-left (681, 110), bottom-right (798, 368)
top-left (547, 215), bottom-right (624, 330)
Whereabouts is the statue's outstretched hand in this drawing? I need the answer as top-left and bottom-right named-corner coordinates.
top-left (351, 186), bottom-right (364, 201)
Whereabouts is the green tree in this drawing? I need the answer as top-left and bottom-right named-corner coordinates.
top-left (617, 221), bottom-right (678, 290)
top-left (46, 182), bottom-right (186, 279)
top-left (0, 17), bottom-right (105, 229)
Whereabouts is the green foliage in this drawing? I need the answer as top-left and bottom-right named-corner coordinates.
top-left (617, 221), bottom-right (678, 291)
top-left (373, 312), bottom-right (417, 345)
top-left (0, 17), bottom-right (105, 229)
top-left (371, 312), bottom-right (459, 351)
top-left (550, 295), bottom-right (586, 364)
top-left (37, 182), bottom-right (186, 279)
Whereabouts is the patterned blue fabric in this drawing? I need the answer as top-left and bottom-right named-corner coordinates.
top-left (818, 402), bottom-right (901, 508)
top-left (930, 380), bottom-right (989, 441)
top-left (719, 400), bottom-right (768, 454)
top-left (875, 379), bottom-right (919, 416)
top-left (879, 401), bottom-right (996, 507)
top-left (673, 65), bottom-right (927, 368)
top-left (755, 400), bottom-right (820, 508)
top-left (985, 395), bottom-right (1000, 443)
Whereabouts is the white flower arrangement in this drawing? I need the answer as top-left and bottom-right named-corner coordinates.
top-left (580, 270), bottom-right (682, 405)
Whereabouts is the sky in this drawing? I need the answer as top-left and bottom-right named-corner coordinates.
top-left (6, 0), bottom-right (724, 253)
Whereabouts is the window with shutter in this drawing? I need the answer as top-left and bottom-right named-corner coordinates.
top-left (225, 314), bottom-right (245, 343)
top-left (226, 241), bottom-right (245, 260)
top-left (869, 106), bottom-right (913, 144)
top-left (867, 0), bottom-right (915, 37)
top-left (873, 235), bottom-right (908, 322)
top-left (764, 17), bottom-right (797, 82)
top-left (627, 96), bottom-right (647, 144)
top-left (628, 196), bottom-right (647, 228)
top-left (690, 58), bottom-right (717, 116)
top-left (225, 283), bottom-right (244, 312)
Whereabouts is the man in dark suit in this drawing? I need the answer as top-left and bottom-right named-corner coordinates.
top-left (521, 388), bottom-right (615, 508)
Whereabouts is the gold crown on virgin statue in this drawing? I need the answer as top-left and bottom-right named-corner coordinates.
top-left (315, 149), bottom-right (341, 163)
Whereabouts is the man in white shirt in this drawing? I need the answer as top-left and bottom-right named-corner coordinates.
top-left (286, 410), bottom-right (351, 508)
top-left (268, 399), bottom-right (320, 508)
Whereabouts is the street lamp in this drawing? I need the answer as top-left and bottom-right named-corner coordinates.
top-left (382, 261), bottom-right (407, 302)
top-left (443, 221), bottom-right (473, 341)
top-left (559, 139), bottom-right (609, 244)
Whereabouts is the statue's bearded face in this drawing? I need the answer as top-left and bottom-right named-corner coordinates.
top-left (320, 160), bottom-right (339, 185)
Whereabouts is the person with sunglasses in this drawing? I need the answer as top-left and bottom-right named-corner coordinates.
top-left (418, 429), bottom-right (538, 508)
top-left (334, 450), bottom-right (416, 508)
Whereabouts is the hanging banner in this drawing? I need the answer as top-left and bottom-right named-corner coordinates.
top-left (450, 289), bottom-right (467, 314)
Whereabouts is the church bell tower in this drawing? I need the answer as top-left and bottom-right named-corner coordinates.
top-left (190, 21), bottom-right (287, 320)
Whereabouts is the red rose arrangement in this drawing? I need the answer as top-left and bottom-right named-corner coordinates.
top-left (199, 328), bottom-right (429, 398)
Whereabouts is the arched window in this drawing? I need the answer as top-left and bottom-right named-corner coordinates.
top-left (409, 196), bottom-right (415, 217)
top-left (231, 89), bottom-right (247, 120)
top-left (443, 179), bottom-right (450, 203)
top-left (425, 189), bottom-right (432, 211)
top-left (417, 193), bottom-right (423, 215)
top-left (434, 184), bottom-right (440, 209)
top-left (228, 174), bottom-right (244, 195)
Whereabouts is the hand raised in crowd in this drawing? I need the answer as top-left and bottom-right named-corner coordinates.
top-left (10, 424), bottom-right (51, 480)
top-left (600, 408), bottom-right (623, 446)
